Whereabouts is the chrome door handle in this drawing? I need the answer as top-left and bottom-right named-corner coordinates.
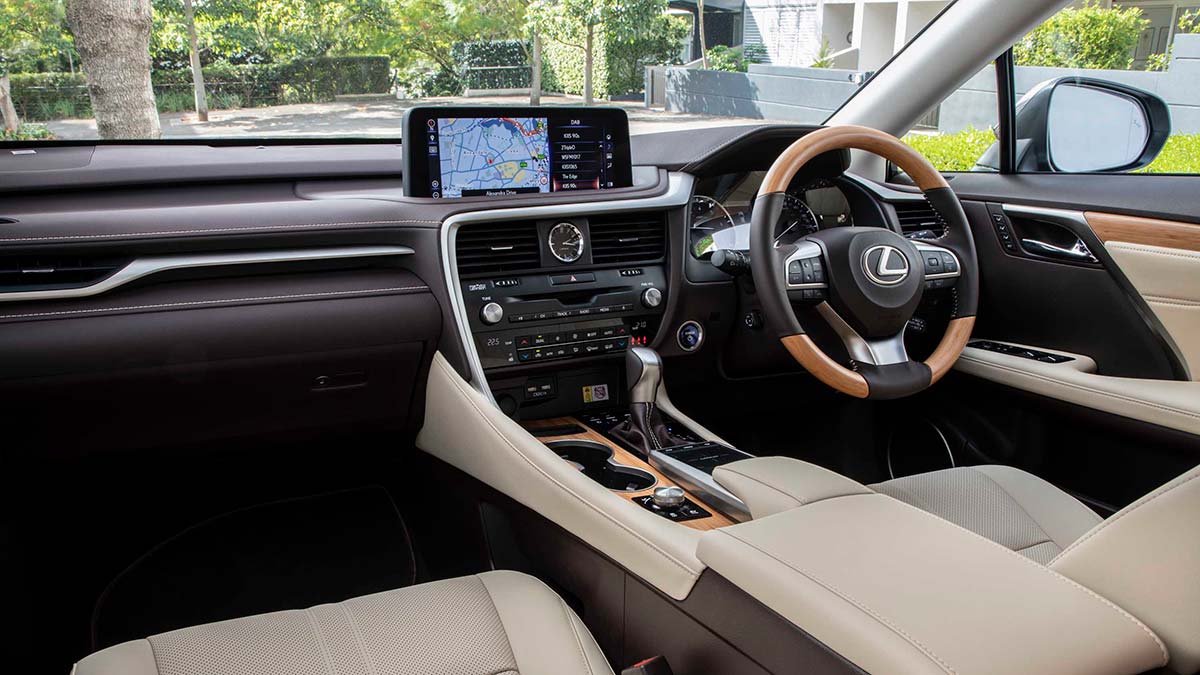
top-left (1020, 238), bottom-right (1098, 263)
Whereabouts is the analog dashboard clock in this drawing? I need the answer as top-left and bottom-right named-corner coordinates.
top-left (548, 222), bottom-right (585, 263)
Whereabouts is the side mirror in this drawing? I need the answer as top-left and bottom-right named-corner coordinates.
top-left (1008, 77), bottom-right (1171, 173)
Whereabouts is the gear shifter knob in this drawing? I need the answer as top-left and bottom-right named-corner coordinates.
top-left (626, 347), bottom-right (663, 404)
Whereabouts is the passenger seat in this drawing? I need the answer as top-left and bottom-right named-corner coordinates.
top-left (72, 571), bottom-right (614, 675)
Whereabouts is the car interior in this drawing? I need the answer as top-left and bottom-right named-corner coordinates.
top-left (3, 0), bottom-right (1199, 674)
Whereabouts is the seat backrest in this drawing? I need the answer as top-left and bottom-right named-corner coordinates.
top-left (1051, 464), bottom-right (1200, 675)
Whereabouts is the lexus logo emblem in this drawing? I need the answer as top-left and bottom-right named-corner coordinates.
top-left (863, 245), bottom-right (910, 285)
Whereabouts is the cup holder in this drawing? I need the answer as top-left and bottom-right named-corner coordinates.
top-left (546, 439), bottom-right (657, 492)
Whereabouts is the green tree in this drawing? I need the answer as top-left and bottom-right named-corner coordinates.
top-left (1015, 2), bottom-right (1147, 70)
top-left (528, 0), bottom-right (673, 104)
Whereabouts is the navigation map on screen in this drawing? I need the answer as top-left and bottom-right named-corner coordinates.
top-left (434, 117), bottom-right (550, 198)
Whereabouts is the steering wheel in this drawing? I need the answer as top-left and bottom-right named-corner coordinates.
top-left (750, 125), bottom-right (978, 399)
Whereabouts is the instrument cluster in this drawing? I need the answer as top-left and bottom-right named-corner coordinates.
top-left (689, 172), bottom-right (854, 260)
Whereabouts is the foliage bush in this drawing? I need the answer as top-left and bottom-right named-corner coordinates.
top-left (903, 128), bottom-right (1200, 174)
top-left (451, 41), bottom-right (530, 90)
top-left (1014, 2), bottom-right (1147, 70)
top-left (901, 128), bottom-right (997, 172)
top-left (9, 71), bottom-right (89, 120)
top-left (1139, 134), bottom-right (1200, 173)
top-left (281, 56), bottom-right (391, 101)
top-left (542, 13), bottom-right (686, 98)
top-left (1, 123), bottom-right (54, 141)
top-left (705, 44), bottom-right (767, 73)
top-left (397, 68), bottom-right (460, 98)
top-left (10, 55), bottom-right (390, 121)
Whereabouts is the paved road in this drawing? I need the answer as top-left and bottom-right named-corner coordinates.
top-left (46, 94), bottom-right (763, 140)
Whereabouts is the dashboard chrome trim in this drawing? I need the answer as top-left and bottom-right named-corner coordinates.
top-left (0, 245), bottom-right (414, 304)
top-left (441, 171), bottom-right (696, 403)
top-left (648, 447), bottom-right (752, 522)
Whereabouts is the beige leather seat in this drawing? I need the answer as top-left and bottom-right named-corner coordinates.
top-left (871, 464), bottom-right (1103, 563)
top-left (872, 463), bottom-right (1200, 674)
top-left (73, 571), bottom-right (614, 675)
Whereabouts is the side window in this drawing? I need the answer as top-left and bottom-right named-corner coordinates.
top-left (1008, 2), bottom-right (1199, 174)
top-left (901, 3), bottom-right (1200, 175)
top-left (900, 65), bottom-right (1000, 174)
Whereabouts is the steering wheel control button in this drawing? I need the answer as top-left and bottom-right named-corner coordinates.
top-left (677, 321), bottom-right (704, 352)
top-left (744, 311), bottom-right (763, 330)
top-left (641, 287), bottom-right (663, 308)
top-left (480, 302), bottom-right (504, 325)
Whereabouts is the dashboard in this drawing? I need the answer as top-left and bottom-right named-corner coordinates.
top-left (689, 172), bottom-right (856, 259)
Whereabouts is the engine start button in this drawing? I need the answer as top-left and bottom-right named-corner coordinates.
top-left (677, 321), bottom-right (704, 352)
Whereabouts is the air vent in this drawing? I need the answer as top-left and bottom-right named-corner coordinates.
top-left (0, 255), bottom-right (126, 293)
top-left (589, 212), bottom-right (667, 264)
top-left (893, 201), bottom-right (945, 239)
top-left (456, 221), bottom-right (540, 275)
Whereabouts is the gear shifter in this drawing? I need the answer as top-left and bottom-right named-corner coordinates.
top-left (611, 347), bottom-right (690, 457)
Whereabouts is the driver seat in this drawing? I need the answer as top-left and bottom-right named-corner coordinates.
top-left (870, 463), bottom-right (1200, 674)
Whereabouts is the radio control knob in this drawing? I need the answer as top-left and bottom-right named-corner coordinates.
top-left (641, 287), bottom-right (663, 308)
top-left (480, 302), bottom-right (504, 325)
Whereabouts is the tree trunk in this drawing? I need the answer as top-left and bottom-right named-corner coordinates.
top-left (583, 25), bottom-right (594, 106)
top-left (697, 0), bottom-right (709, 68)
top-left (66, 0), bottom-right (161, 139)
top-left (530, 32), bottom-right (542, 106)
top-left (0, 76), bottom-right (20, 133)
top-left (183, 0), bottom-right (208, 122)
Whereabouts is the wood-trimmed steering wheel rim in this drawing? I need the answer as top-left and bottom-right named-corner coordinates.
top-left (760, 125), bottom-right (976, 399)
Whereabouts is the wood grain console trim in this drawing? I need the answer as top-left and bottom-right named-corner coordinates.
top-left (523, 417), bottom-right (734, 531)
top-left (1085, 211), bottom-right (1200, 252)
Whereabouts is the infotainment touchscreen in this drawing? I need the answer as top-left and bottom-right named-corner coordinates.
top-left (402, 106), bottom-right (633, 199)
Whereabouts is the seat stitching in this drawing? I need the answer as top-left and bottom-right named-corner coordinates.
top-left (718, 528), bottom-right (957, 675)
top-left (0, 285), bottom-right (429, 321)
top-left (303, 608), bottom-right (337, 675)
top-left (958, 354), bottom-right (1200, 420)
top-left (1107, 242), bottom-right (1200, 260)
top-left (1143, 296), bottom-right (1200, 307)
top-left (970, 468), bottom-right (1056, 551)
top-left (880, 497), bottom-right (1170, 665)
top-left (0, 219), bottom-right (441, 243)
top-left (559, 596), bottom-right (596, 675)
top-left (1015, 540), bottom-right (1056, 553)
top-left (1051, 469), bottom-right (1200, 566)
top-left (477, 575), bottom-right (521, 672)
top-left (436, 356), bottom-right (699, 576)
top-left (716, 466), bottom-right (806, 506)
top-left (337, 600), bottom-right (380, 675)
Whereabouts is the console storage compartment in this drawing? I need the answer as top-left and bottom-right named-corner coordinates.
top-left (696, 458), bottom-right (1168, 675)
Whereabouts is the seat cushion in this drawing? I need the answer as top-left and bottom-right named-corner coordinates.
top-left (73, 571), bottom-right (614, 675)
top-left (871, 465), bottom-right (1102, 563)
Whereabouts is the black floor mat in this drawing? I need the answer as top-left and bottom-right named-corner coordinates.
top-left (91, 486), bottom-right (416, 651)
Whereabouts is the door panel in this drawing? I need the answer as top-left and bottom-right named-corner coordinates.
top-left (1083, 212), bottom-right (1200, 378)
top-left (905, 175), bottom-right (1200, 507)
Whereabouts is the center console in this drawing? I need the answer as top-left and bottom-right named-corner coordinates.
top-left (454, 210), bottom-right (670, 415)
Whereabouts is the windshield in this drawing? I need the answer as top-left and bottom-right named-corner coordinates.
top-left (0, 0), bottom-right (952, 142)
